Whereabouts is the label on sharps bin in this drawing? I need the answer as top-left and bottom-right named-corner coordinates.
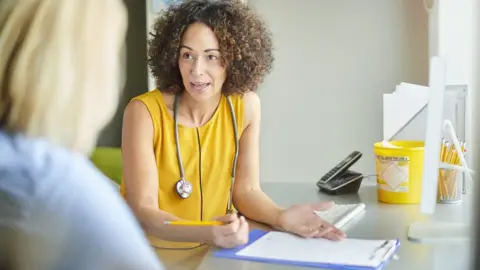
top-left (376, 155), bottom-right (409, 192)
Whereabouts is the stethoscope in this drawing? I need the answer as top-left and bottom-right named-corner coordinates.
top-left (173, 93), bottom-right (239, 213)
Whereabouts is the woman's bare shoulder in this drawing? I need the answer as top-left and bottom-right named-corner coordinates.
top-left (242, 91), bottom-right (261, 127)
top-left (124, 99), bottom-right (152, 125)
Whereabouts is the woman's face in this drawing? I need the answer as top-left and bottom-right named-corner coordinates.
top-left (178, 22), bottom-right (226, 102)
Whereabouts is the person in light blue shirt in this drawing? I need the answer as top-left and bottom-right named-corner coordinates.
top-left (0, 132), bottom-right (163, 270)
top-left (0, 0), bottom-right (163, 269)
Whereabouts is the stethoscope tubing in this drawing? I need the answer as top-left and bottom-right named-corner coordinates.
top-left (173, 93), bottom-right (239, 213)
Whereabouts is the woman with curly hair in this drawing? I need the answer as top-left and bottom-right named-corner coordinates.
top-left (121, 0), bottom-right (345, 249)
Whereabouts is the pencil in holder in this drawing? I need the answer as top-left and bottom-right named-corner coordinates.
top-left (437, 168), bottom-right (462, 203)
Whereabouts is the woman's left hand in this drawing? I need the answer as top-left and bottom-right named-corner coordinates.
top-left (276, 201), bottom-right (346, 241)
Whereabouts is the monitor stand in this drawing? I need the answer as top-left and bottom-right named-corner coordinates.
top-left (407, 221), bottom-right (471, 244)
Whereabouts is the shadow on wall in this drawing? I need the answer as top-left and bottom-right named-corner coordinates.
top-left (97, 0), bottom-right (149, 147)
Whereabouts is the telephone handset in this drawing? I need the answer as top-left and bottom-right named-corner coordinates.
top-left (316, 151), bottom-right (363, 195)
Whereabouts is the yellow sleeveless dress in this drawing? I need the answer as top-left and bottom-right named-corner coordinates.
top-left (120, 89), bottom-right (245, 249)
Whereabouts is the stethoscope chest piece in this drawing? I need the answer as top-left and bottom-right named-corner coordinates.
top-left (176, 179), bottom-right (192, 199)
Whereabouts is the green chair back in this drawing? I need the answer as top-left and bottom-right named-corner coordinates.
top-left (90, 147), bottom-right (122, 185)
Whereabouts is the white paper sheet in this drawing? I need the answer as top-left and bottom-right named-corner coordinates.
top-left (236, 231), bottom-right (397, 268)
top-left (383, 90), bottom-right (429, 141)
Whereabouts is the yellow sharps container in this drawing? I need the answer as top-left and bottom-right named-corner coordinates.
top-left (373, 141), bottom-right (425, 204)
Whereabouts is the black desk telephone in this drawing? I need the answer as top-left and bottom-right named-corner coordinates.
top-left (316, 151), bottom-right (364, 195)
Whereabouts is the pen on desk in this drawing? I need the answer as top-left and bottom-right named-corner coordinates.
top-left (163, 221), bottom-right (223, 226)
top-left (369, 240), bottom-right (389, 260)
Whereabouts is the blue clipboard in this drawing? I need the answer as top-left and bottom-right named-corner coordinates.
top-left (213, 229), bottom-right (400, 270)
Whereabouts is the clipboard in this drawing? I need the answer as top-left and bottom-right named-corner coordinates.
top-left (213, 230), bottom-right (400, 270)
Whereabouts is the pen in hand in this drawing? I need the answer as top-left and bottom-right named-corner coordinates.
top-left (163, 220), bottom-right (223, 226)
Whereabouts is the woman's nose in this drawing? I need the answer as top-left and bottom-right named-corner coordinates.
top-left (191, 59), bottom-right (205, 76)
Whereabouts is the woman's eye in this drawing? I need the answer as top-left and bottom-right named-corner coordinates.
top-left (208, 55), bottom-right (218, 60)
top-left (183, 53), bottom-right (193, 59)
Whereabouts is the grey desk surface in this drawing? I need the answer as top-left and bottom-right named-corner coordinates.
top-left (154, 182), bottom-right (474, 270)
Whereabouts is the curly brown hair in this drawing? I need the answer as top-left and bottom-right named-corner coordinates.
top-left (147, 0), bottom-right (274, 95)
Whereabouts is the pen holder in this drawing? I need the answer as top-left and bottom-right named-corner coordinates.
top-left (437, 168), bottom-right (462, 204)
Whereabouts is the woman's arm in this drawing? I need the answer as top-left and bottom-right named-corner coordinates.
top-left (232, 92), bottom-right (285, 229)
top-left (121, 100), bottom-right (214, 243)
top-left (231, 94), bottom-right (344, 240)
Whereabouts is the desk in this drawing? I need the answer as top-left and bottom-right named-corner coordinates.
top-left (155, 182), bottom-right (473, 270)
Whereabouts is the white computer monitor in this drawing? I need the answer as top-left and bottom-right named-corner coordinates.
top-left (407, 56), bottom-right (474, 243)
top-left (419, 56), bottom-right (446, 215)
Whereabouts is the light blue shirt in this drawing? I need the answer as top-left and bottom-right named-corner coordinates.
top-left (0, 131), bottom-right (164, 270)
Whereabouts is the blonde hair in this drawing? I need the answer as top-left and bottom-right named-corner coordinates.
top-left (0, 0), bottom-right (128, 154)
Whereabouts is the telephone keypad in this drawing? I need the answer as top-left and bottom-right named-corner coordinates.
top-left (317, 151), bottom-right (362, 184)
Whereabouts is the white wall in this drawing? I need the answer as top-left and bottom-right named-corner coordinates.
top-left (428, 0), bottom-right (475, 168)
top-left (249, 0), bottom-right (429, 182)
top-left (429, 0), bottom-right (474, 84)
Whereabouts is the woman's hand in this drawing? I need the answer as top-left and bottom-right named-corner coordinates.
top-left (210, 214), bottom-right (249, 248)
top-left (277, 201), bottom-right (346, 241)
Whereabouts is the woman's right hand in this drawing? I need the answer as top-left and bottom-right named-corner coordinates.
top-left (211, 214), bottom-right (249, 248)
